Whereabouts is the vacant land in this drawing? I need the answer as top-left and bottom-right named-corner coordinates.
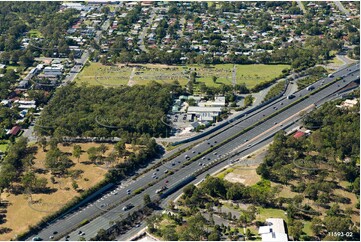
top-left (0, 142), bottom-right (133, 240)
top-left (194, 64), bottom-right (290, 88)
top-left (75, 63), bottom-right (290, 88)
top-left (223, 165), bottom-right (261, 186)
top-left (132, 64), bottom-right (189, 86)
top-left (75, 62), bottom-right (131, 86)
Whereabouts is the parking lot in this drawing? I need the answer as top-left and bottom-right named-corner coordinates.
top-left (165, 113), bottom-right (194, 136)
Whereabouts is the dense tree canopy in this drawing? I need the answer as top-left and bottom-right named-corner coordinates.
top-left (36, 82), bottom-right (180, 138)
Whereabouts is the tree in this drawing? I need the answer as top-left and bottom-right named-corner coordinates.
top-left (38, 136), bottom-right (47, 152)
top-left (22, 171), bottom-right (47, 192)
top-left (245, 229), bottom-right (252, 240)
top-left (162, 225), bottom-right (178, 241)
top-left (208, 229), bottom-right (220, 241)
top-left (21, 171), bottom-right (36, 192)
top-left (244, 95), bottom-right (254, 107)
top-left (190, 71), bottom-right (197, 83)
top-left (143, 194), bottom-right (151, 206)
top-left (99, 144), bottom-right (108, 154)
top-left (115, 141), bottom-right (126, 157)
top-left (212, 76), bottom-right (218, 84)
top-left (311, 217), bottom-right (323, 237)
top-left (87, 147), bottom-right (99, 163)
top-left (72, 180), bottom-right (79, 191)
top-left (289, 220), bottom-right (303, 240)
top-left (45, 147), bottom-right (73, 175)
top-left (19, 52), bottom-right (34, 67)
top-left (72, 145), bottom-right (82, 163)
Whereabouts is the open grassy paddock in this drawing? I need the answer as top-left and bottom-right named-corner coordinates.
top-left (75, 63), bottom-right (290, 88)
top-left (0, 142), bottom-right (138, 240)
top-left (75, 62), bottom-right (131, 86)
top-left (193, 64), bottom-right (290, 88)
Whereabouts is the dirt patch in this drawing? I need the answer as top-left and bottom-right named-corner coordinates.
top-left (224, 165), bottom-right (261, 186)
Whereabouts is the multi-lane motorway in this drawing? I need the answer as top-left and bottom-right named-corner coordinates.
top-left (27, 63), bottom-right (359, 241)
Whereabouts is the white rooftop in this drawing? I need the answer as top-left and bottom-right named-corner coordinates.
top-left (259, 218), bottom-right (288, 242)
top-left (187, 106), bottom-right (222, 113)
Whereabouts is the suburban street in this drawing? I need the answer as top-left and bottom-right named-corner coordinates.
top-left (26, 62), bottom-right (360, 241)
top-left (138, 8), bottom-right (157, 53)
top-left (334, 1), bottom-right (351, 16)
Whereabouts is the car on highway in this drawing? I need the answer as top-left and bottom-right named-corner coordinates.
top-left (307, 85), bottom-right (315, 91)
top-left (32, 236), bottom-right (42, 241)
top-left (122, 203), bottom-right (134, 211)
top-left (287, 94), bottom-right (295, 99)
top-left (155, 186), bottom-right (167, 194)
top-left (127, 189), bottom-right (131, 195)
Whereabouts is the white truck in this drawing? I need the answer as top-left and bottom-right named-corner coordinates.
top-left (155, 186), bottom-right (167, 194)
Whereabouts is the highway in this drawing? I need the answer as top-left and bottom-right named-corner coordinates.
top-left (26, 63), bottom-right (359, 241)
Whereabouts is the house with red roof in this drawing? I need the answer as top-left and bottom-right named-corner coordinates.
top-left (293, 130), bottom-right (306, 139)
top-left (7, 126), bottom-right (21, 136)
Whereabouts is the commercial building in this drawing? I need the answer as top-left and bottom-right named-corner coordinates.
top-left (198, 96), bottom-right (226, 108)
top-left (187, 106), bottom-right (222, 122)
top-left (258, 218), bottom-right (288, 242)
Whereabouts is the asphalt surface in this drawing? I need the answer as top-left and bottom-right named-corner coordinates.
top-left (137, 8), bottom-right (156, 53)
top-left (26, 62), bottom-right (359, 241)
top-left (334, 1), bottom-right (351, 16)
top-left (157, 76), bottom-right (298, 144)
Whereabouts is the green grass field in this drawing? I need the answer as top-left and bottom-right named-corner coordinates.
top-left (329, 56), bottom-right (344, 66)
top-left (6, 64), bottom-right (23, 72)
top-left (257, 208), bottom-right (288, 221)
top-left (194, 64), bottom-right (290, 88)
top-left (75, 63), bottom-right (290, 88)
top-left (0, 140), bottom-right (9, 153)
top-left (28, 29), bottom-right (43, 38)
top-left (75, 62), bottom-right (131, 86)
top-left (132, 64), bottom-right (189, 86)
